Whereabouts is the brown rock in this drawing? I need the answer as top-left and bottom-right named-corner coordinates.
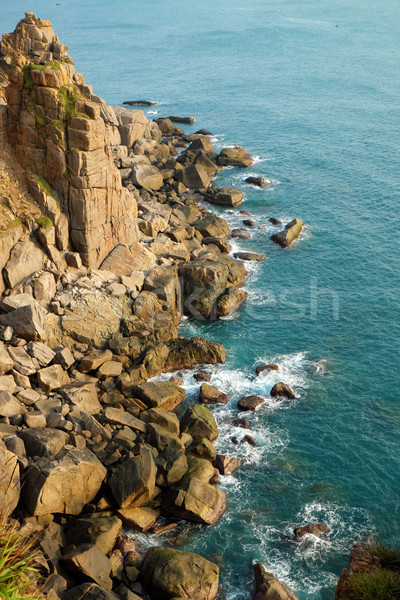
top-left (270, 218), bottom-right (304, 248)
top-left (253, 563), bottom-right (299, 600)
top-left (61, 543), bottom-right (112, 590)
top-left (199, 383), bottom-right (229, 405)
top-left (270, 382), bottom-right (295, 399)
top-left (293, 523), bottom-right (330, 539)
top-left (213, 454), bottom-right (241, 475)
top-left (218, 146), bottom-right (253, 168)
top-left (237, 395), bottom-right (264, 411)
top-left (256, 364), bottom-right (279, 375)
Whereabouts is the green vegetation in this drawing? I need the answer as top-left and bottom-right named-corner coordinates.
top-left (63, 168), bottom-right (71, 181)
top-left (32, 177), bottom-right (60, 207)
top-left (57, 86), bottom-right (82, 121)
top-left (36, 216), bottom-right (53, 229)
top-left (22, 62), bottom-right (61, 89)
top-left (373, 544), bottom-right (400, 573)
top-left (0, 518), bottom-right (43, 599)
top-left (349, 570), bottom-right (400, 600)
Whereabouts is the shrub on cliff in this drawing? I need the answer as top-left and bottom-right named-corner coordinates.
top-left (0, 518), bottom-right (43, 600)
top-left (349, 569), bottom-right (400, 600)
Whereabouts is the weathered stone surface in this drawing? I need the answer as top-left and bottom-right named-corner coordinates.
top-left (0, 443), bottom-right (20, 516)
top-left (147, 422), bottom-right (185, 453)
top-left (206, 187), bottom-right (243, 207)
top-left (23, 448), bottom-right (106, 515)
top-left (234, 251), bottom-right (266, 262)
top-left (188, 438), bottom-right (217, 462)
top-left (256, 364), bottom-right (279, 375)
top-left (293, 523), bottom-right (330, 539)
top-left (61, 543), bottom-right (112, 590)
top-left (218, 146), bottom-right (253, 168)
top-left (3, 240), bottom-right (45, 289)
top-left (185, 455), bottom-right (214, 483)
top-left (270, 382), bottom-right (295, 399)
top-left (155, 447), bottom-right (188, 486)
top-left (79, 349), bottom-right (112, 373)
top-left (253, 563), bottom-right (299, 600)
top-left (132, 381), bottom-right (185, 411)
top-left (27, 341), bottom-right (55, 366)
top-left (213, 454), bottom-right (241, 475)
top-left (245, 176), bottom-right (269, 188)
top-left (60, 383), bottom-right (101, 414)
top-left (334, 542), bottom-right (381, 600)
top-left (270, 219), bottom-right (304, 248)
top-left (109, 446), bottom-right (156, 508)
top-left (104, 407), bottom-right (147, 433)
top-left (180, 405), bottom-right (218, 442)
top-left (33, 271), bottom-right (57, 304)
top-left (100, 243), bottom-right (156, 276)
top-left (165, 337), bottom-right (226, 372)
top-left (199, 383), bottom-right (229, 405)
top-left (141, 547), bottom-right (219, 600)
top-left (117, 506), bottom-right (160, 532)
top-left (0, 302), bottom-right (46, 341)
top-left (131, 164), bottom-right (163, 190)
top-left (63, 583), bottom-right (120, 600)
top-left (192, 214), bottom-right (230, 239)
top-left (238, 395), bottom-right (264, 411)
top-left (37, 364), bottom-right (71, 391)
top-left (7, 346), bottom-right (36, 376)
top-left (216, 288), bottom-right (248, 317)
top-left (0, 391), bottom-right (27, 417)
top-left (140, 408), bottom-right (180, 434)
top-left (0, 342), bottom-right (13, 374)
top-left (66, 516), bottom-right (122, 555)
top-left (19, 427), bottom-right (69, 457)
top-left (163, 477), bottom-right (226, 525)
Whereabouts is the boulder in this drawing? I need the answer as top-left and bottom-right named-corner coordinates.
top-left (108, 446), bottom-right (156, 508)
top-left (132, 381), bottom-right (185, 411)
top-left (213, 454), bottom-right (241, 475)
top-left (185, 455), bottom-right (214, 483)
top-left (37, 364), bottom-right (71, 392)
top-left (0, 342), bottom-right (13, 374)
top-left (118, 506), bottom-right (160, 532)
top-left (0, 443), bottom-right (20, 516)
top-left (199, 383), bottom-right (229, 405)
top-left (193, 371), bottom-right (212, 383)
top-left (218, 146), bottom-right (253, 168)
top-left (182, 153), bottom-right (217, 190)
top-left (0, 391), bottom-right (26, 417)
top-left (0, 302), bottom-right (46, 341)
top-left (270, 382), bottom-right (295, 399)
top-left (60, 382), bottom-right (101, 414)
top-left (256, 364), bottom-right (279, 375)
top-left (230, 228), bottom-right (251, 239)
top-left (7, 346), bottom-right (36, 376)
top-left (237, 395), bottom-right (264, 411)
top-left (66, 516), bottom-right (122, 555)
top-left (63, 583), bottom-right (120, 600)
top-left (270, 219), bottom-right (304, 248)
top-left (163, 477), bottom-right (226, 525)
top-left (27, 341), bottom-right (55, 366)
top-left (104, 407), bottom-right (147, 433)
top-left (188, 438), bottom-right (216, 462)
top-left (205, 187), bottom-right (243, 207)
top-left (147, 422), bottom-right (185, 453)
top-left (23, 448), bottom-right (107, 516)
top-left (131, 165), bottom-right (163, 190)
top-left (216, 288), bottom-right (248, 317)
top-left (79, 350), bottom-right (113, 373)
top-left (180, 404), bottom-right (218, 442)
top-left (293, 523), bottom-right (330, 539)
top-left (19, 427), bottom-right (69, 457)
top-left (245, 176), bottom-right (269, 188)
top-left (141, 547), bottom-right (219, 600)
top-left (165, 337), bottom-right (226, 371)
top-left (140, 408), bottom-right (180, 434)
top-left (187, 137), bottom-right (214, 152)
top-left (3, 240), bottom-right (45, 289)
top-left (192, 214), bottom-right (230, 239)
top-left (100, 243), bottom-right (156, 276)
top-left (269, 217), bottom-right (282, 226)
top-left (61, 543), bottom-right (112, 590)
top-left (155, 447), bottom-right (188, 486)
top-left (334, 542), bottom-right (381, 600)
top-left (253, 563), bottom-right (299, 600)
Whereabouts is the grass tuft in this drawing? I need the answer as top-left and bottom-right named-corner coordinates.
top-left (36, 216), bottom-right (53, 229)
top-left (372, 544), bottom-right (400, 573)
top-left (349, 569), bottom-right (400, 600)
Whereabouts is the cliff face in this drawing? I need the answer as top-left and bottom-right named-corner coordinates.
top-left (0, 12), bottom-right (139, 266)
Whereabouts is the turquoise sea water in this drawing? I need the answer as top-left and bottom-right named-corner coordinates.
top-left (3, 1), bottom-right (400, 598)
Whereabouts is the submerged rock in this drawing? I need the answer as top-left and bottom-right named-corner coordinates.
top-left (293, 523), bottom-right (330, 539)
top-left (270, 218), bottom-right (304, 248)
top-left (141, 547), bottom-right (219, 600)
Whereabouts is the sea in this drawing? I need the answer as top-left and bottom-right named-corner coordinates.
top-left (2, 1), bottom-right (400, 598)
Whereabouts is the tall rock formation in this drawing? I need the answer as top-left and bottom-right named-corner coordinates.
top-left (0, 12), bottom-right (140, 266)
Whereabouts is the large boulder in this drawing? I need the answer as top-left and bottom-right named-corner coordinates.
top-left (100, 243), bottom-right (156, 276)
top-left (218, 146), bottom-right (253, 168)
top-left (165, 337), bottom-right (226, 371)
top-left (216, 288), bottom-right (248, 317)
top-left (0, 302), bottom-right (46, 341)
top-left (155, 447), bottom-right (188, 486)
top-left (192, 214), bottom-right (230, 239)
top-left (253, 563), bottom-right (299, 600)
top-left (199, 383), bottom-right (229, 405)
top-left (182, 153), bottom-right (217, 189)
top-left (270, 218), bottom-right (304, 248)
top-left (131, 164), bottom-right (163, 190)
top-left (108, 446), bottom-right (156, 508)
top-left (205, 187), bottom-right (243, 208)
top-left (140, 408), bottom-right (180, 434)
top-left (0, 443), bottom-right (20, 516)
top-left (3, 239), bottom-right (45, 289)
top-left (66, 516), bottom-right (122, 555)
top-left (22, 448), bottom-right (107, 516)
top-left (180, 404), bottom-right (218, 442)
top-left (141, 547), bottom-right (219, 600)
top-left (163, 477), bottom-right (226, 525)
top-left (19, 427), bottom-right (69, 457)
top-left (61, 543), bottom-right (112, 590)
top-left (132, 381), bottom-right (186, 411)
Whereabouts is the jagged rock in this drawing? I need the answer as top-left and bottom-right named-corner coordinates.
top-left (193, 213), bottom-right (230, 239)
top-left (27, 341), bottom-right (55, 366)
top-left (66, 516), bottom-right (122, 555)
top-left (218, 146), bottom-right (253, 168)
top-left (140, 408), bottom-right (180, 434)
top-left (100, 243), bottom-right (156, 276)
top-left (334, 542), bottom-right (381, 600)
top-left (270, 382), bottom-right (295, 399)
top-left (270, 219), bottom-right (304, 248)
top-left (245, 176), bottom-right (269, 188)
top-left (79, 349), bottom-right (112, 373)
top-left (185, 455), bottom-right (214, 483)
top-left (179, 255), bottom-right (246, 319)
top-left (131, 164), bottom-right (163, 190)
top-left (104, 407), bottom-right (147, 433)
top-left (141, 547), bottom-right (219, 600)
top-left (0, 342), bottom-right (13, 374)
top-left (256, 364), bottom-right (279, 375)
top-left (182, 152), bottom-right (217, 189)
top-left (213, 454), bottom-right (241, 475)
top-left (180, 404), bottom-right (218, 442)
top-left (23, 448), bottom-right (106, 515)
top-left (61, 543), bottom-right (112, 590)
top-left (19, 427), bottom-right (69, 457)
top-left (0, 302), bottom-right (46, 341)
top-left (7, 345), bottom-right (37, 375)
top-left (155, 447), bottom-right (188, 486)
top-left (216, 288), bottom-right (248, 317)
top-left (0, 443), bottom-right (20, 516)
top-left (3, 240), bottom-right (46, 289)
top-left (187, 137), bottom-right (214, 153)
top-left (117, 506), bottom-right (160, 532)
top-left (237, 395), bottom-right (264, 411)
top-left (206, 187), bottom-right (243, 207)
top-left (199, 383), bottom-right (229, 405)
top-left (163, 477), bottom-right (226, 525)
top-left (112, 106), bottom-right (148, 147)
top-left (33, 271), bottom-right (56, 304)
top-left (0, 376), bottom-right (16, 394)
top-left (108, 446), bottom-right (156, 508)
top-left (188, 438), bottom-right (217, 462)
top-left (60, 382), bottom-right (101, 414)
top-left (193, 371), bottom-right (212, 383)
top-left (202, 237), bottom-right (232, 254)
top-left (37, 364), bottom-right (71, 391)
top-left (165, 337), bottom-right (226, 371)
top-left (233, 251), bottom-right (266, 262)
top-left (0, 391), bottom-right (27, 417)
top-left (253, 563), bottom-right (299, 600)
top-left (132, 381), bottom-right (186, 411)
top-left (0, 226), bottom-right (24, 295)
top-left (147, 422), bottom-right (185, 453)
top-left (293, 523), bottom-right (330, 539)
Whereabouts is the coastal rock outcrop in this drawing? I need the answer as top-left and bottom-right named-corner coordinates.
top-left (253, 563), bottom-right (299, 600)
top-left (270, 218), bottom-right (304, 248)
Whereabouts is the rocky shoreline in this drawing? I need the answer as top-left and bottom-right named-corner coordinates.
top-left (0, 13), bottom-right (315, 600)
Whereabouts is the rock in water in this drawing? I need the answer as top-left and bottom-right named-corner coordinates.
top-left (168, 115), bottom-right (195, 124)
top-left (270, 218), bottom-right (304, 248)
top-left (205, 187), bottom-right (244, 208)
top-left (199, 383), bottom-right (229, 405)
top-left (253, 563), bottom-right (299, 600)
top-left (245, 176), bottom-right (269, 188)
top-left (123, 100), bottom-right (157, 106)
top-left (218, 146), bottom-right (253, 168)
top-left (293, 523), bottom-right (330, 539)
top-left (270, 382), bottom-right (295, 399)
top-left (238, 395), bottom-right (265, 411)
top-left (141, 547), bottom-right (219, 600)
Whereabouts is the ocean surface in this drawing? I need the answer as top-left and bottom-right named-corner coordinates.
top-left (3, 1), bottom-right (400, 598)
